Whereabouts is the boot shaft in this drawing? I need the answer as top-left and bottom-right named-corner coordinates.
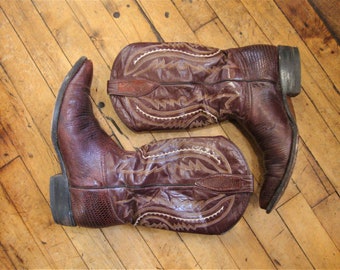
top-left (107, 43), bottom-right (280, 130)
top-left (110, 42), bottom-right (278, 83)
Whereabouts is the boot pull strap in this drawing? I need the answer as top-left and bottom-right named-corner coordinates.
top-left (107, 79), bottom-right (159, 97)
top-left (196, 174), bottom-right (253, 193)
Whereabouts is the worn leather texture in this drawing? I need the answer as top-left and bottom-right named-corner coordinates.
top-left (56, 58), bottom-right (253, 234)
top-left (108, 42), bottom-right (297, 210)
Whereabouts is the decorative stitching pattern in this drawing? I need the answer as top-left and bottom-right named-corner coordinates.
top-left (134, 48), bottom-right (221, 65)
top-left (136, 105), bottom-right (218, 122)
top-left (140, 146), bottom-right (221, 164)
top-left (134, 206), bottom-right (224, 226)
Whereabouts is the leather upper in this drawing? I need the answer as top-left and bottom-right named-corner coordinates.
top-left (56, 58), bottom-right (254, 234)
top-left (107, 42), bottom-right (297, 211)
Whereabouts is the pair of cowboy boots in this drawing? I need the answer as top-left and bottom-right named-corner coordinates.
top-left (50, 42), bottom-right (300, 235)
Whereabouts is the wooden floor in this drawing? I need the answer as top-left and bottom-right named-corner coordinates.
top-left (0, 0), bottom-right (339, 269)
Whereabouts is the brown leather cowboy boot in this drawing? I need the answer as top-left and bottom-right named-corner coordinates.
top-left (50, 56), bottom-right (254, 234)
top-left (107, 42), bottom-right (301, 213)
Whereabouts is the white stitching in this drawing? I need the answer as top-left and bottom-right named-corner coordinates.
top-left (134, 48), bottom-right (221, 65)
top-left (136, 105), bottom-right (218, 122)
top-left (134, 206), bottom-right (224, 226)
top-left (140, 146), bottom-right (221, 164)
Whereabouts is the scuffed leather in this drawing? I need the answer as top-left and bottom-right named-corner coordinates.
top-left (108, 42), bottom-right (296, 210)
top-left (57, 58), bottom-right (253, 234)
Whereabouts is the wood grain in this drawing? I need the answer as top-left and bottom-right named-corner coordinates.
top-left (0, 0), bottom-right (338, 269)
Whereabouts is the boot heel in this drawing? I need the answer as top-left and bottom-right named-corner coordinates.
top-left (50, 174), bottom-right (75, 226)
top-left (278, 46), bottom-right (301, 97)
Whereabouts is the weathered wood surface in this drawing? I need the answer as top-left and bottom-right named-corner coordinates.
top-left (0, 0), bottom-right (338, 269)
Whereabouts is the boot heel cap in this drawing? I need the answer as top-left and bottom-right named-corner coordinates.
top-left (50, 174), bottom-right (76, 226)
top-left (278, 46), bottom-right (301, 97)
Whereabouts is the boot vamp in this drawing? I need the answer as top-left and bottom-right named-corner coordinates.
top-left (242, 81), bottom-right (292, 207)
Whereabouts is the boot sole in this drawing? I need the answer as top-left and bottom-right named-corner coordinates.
top-left (266, 46), bottom-right (301, 213)
top-left (50, 56), bottom-right (88, 226)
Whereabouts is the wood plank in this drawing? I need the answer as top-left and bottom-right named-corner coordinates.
top-left (102, 226), bottom-right (162, 269)
top-left (0, 123), bottom-right (18, 169)
top-left (194, 18), bottom-right (237, 48)
top-left (278, 193), bottom-right (340, 268)
top-left (172, 0), bottom-right (216, 32)
top-left (67, 0), bottom-right (128, 66)
top-left (0, 158), bottom-right (89, 269)
top-left (179, 233), bottom-right (238, 269)
top-left (0, 53), bottom-right (59, 201)
top-left (137, 0), bottom-right (197, 42)
top-left (0, 243), bottom-right (15, 270)
top-left (65, 227), bottom-right (124, 269)
top-left (275, 0), bottom-right (340, 90)
top-left (102, 0), bottom-right (159, 43)
top-left (30, 0), bottom-right (113, 123)
top-left (219, 218), bottom-right (275, 269)
top-left (313, 193), bottom-right (340, 250)
top-left (0, 0), bottom-right (71, 94)
top-left (0, 6), bottom-right (57, 146)
top-left (299, 141), bottom-right (335, 194)
top-left (244, 194), bottom-right (312, 269)
top-left (138, 228), bottom-right (199, 269)
top-left (291, 142), bottom-right (332, 207)
top-left (292, 90), bottom-right (340, 194)
top-left (0, 162), bottom-right (52, 269)
top-left (208, 0), bottom-right (267, 45)
top-left (308, 0), bottom-right (340, 43)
